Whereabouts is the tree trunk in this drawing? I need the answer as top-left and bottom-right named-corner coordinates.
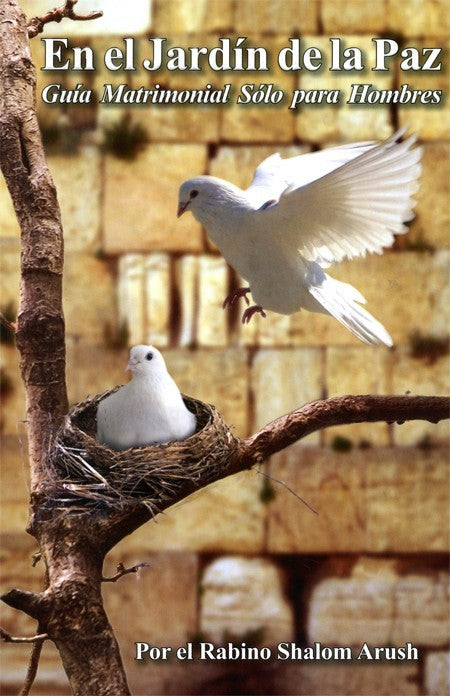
top-left (0, 2), bottom-right (131, 692)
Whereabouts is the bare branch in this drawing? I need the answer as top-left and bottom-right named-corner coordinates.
top-left (1, 589), bottom-right (48, 621)
top-left (235, 394), bottom-right (450, 467)
top-left (27, 0), bottom-right (103, 38)
top-left (0, 311), bottom-right (16, 334)
top-left (102, 562), bottom-right (150, 583)
top-left (0, 628), bottom-right (48, 644)
top-left (19, 635), bottom-right (45, 696)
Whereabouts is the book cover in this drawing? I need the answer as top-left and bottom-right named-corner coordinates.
top-left (0, 1), bottom-right (448, 694)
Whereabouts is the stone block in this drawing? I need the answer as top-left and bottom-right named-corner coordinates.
top-left (131, 101), bottom-right (221, 144)
top-left (324, 346), bottom-right (391, 446)
top-left (20, 0), bottom-right (152, 36)
top-left (221, 38), bottom-right (296, 143)
top-left (308, 560), bottom-right (449, 647)
top-left (267, 447), bottom-right (366, 553)
top-left (294, 37), bottom-right (393, 143)
top-left (144, 254), bottom-right (171, 347)
top-left (321, 0), bottom-right (387, 32)
top-left (174, 255), bottom-right (199, 347)
top-left (398, 40), bottom-right (450, 140)
top-left (121, 470), bottom-right (265, 553)
top-left (200, 556), bottom-right (294, 645)
top-left (66, 343), bottom-right (128, 404)
top-left (388, 0), bottom-right (450, 38)
top-left (308, 572), bottom-right (396, 646)
top-left (273, 663), bottom-right (419, 696)
top-left (0, 345), bottom-right (27, 436)
top-left (393, 574), bottom-right (450, 645)
top-left (429, 251), bottom-right (450, 338)
top-left (412, 142), bottom-right (449, 249)
top-left (0, 176), bottom-right (20, 238)
top-left (252, 349), bottom-right (323, 443)
top-left (424, 651), bottom-right (450, 696)
top-left (152, 0), bottom-right (233, 33)
top-left (118, 252), bottom-right (172, 348)
top-left (365, 448), bottom-right (449, 552)
top-left (268, 446), bottom-right (449, 553)
top-left (47, 148), bottom-right (101, 252)
top-left (235, 1), bottom-right (318, 33)
top-left (63, 253), bottom-right (116, 342)
top-left (103, 144), bottom-right (206, 253)
top-left (391, 348), bottom-right (449, 446)
top-left (0, 436), bottom-right (30, 533)
top-left (118, 254), bottom-right (145, 345)
top-left (197, 255), bottom-right (229, 346)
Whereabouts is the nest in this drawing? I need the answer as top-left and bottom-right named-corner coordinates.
top-left (46, 389), bottom-right (239, 515)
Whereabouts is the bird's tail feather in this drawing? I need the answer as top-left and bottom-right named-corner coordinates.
top-left (308, 274), bottom-right (393, 347)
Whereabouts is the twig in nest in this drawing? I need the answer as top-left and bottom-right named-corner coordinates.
top-left (0, 628), bottom-right (48, 644)
top-left (27, 0), bottom-right (103, 38)
top-left (102, 562), bottom-right (149, 583)
top-left (0, 312), bottom-right (16, 334)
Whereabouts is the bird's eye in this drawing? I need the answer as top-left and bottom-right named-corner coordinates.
top-left (190, 190), bottom-right (199, 199)
top-left (146, 352), bottom-right (153, 361)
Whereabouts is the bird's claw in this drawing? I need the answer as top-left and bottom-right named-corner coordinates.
top-left (222, 287), bottom-right (251, 309)
top-left (241, 305), bottom-right (267, 324)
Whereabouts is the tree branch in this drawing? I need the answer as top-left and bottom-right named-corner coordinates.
top-left (27, 0), bottom-right (103, 38)
top-left (102, 562), bottom-right (150, 583)
top-left (0, 311), bottom-right (16, 334)
top-left (0, 628), bottom-right (48, 644)
top-left (19, 639), bottom-right (45, 696)
top-left (235, 394), bottom-right (450, 467)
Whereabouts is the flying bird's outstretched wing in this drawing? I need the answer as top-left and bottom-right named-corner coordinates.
top-left (249, 129), bottom-right (422, 265)
top-left (246, 139), bottom-right (378, 208)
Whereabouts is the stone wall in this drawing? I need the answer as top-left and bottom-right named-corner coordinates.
top-left (1, 1), bottom-right (448, 694)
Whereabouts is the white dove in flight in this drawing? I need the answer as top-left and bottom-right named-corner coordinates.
top-left (178, 129), bottom-right (422, 346)
top-left (96, 345), bottom-right (196, 450)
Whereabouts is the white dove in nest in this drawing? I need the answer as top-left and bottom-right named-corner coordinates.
top-left (96, 345), bottom-right (197, 450)
top-left (178, 129), bottom-right (422, 346)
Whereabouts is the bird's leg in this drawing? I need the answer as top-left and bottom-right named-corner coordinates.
top-left (242, 305), bottom-right (267, 324)
top-left (222, 287), bottom-right (251, 309)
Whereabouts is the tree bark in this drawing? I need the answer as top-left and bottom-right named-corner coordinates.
top-left (0, 2), bottom-right (130, 693)
top-left (0, 0), bottom-right (67, 484)
top-left (1, 2), bottom-right (449, 695)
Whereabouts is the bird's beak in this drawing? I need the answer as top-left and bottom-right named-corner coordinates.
top-left (177, 201), bottom-right (189, 218)
top-left (126, 358), bottom-right (138, 372)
